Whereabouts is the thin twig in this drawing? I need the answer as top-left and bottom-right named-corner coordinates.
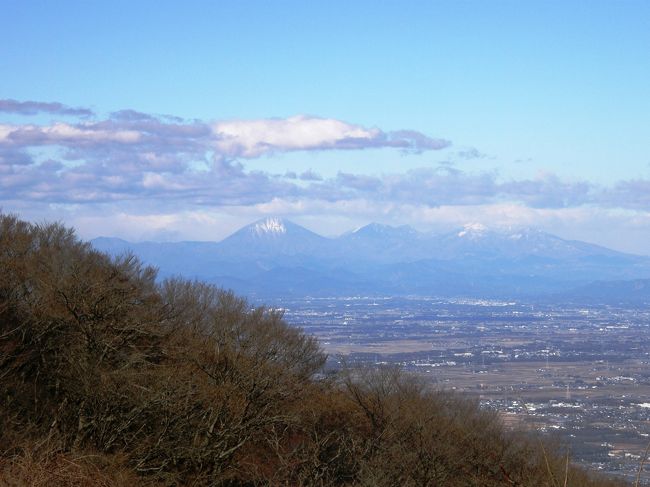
top-left (635, 440), bottom-right (650, 487)
top-left (563, 449), bottom-right (569, 487)
top-left (539, 440), bottom-right (559, 487)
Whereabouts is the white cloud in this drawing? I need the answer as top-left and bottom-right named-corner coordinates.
top-left (212, 116), bottom-right (380, 157)
top-left (0, 123), bottom-right (142, 145)
top-left (41, 123), bottom-right (142, 143)
top-left (210, 115), bottom-right (449, 157)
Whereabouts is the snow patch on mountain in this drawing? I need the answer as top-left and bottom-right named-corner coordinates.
top-left (252, 217), bottom-right (287, 236)
top-left (458, 223), bottom-right (488, 238)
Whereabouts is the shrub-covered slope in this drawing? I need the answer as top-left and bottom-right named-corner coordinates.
top-left (0, 214), bottom-right (627, 486)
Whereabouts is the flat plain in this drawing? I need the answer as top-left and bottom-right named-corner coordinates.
top-left (274, 296), bottom-right (650, 483)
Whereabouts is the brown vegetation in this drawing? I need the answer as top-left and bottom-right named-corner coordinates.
top-left (0, 213), bottom-right (628, 486)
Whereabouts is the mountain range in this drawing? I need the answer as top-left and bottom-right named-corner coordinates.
top-left (92, 217), bottom-right (650, 303)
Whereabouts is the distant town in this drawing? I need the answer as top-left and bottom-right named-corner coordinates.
top-left (270, 296), bottom-right (650, 483)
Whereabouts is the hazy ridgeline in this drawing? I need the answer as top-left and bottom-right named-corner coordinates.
top-left (0, 213), bottom-right (628, 486)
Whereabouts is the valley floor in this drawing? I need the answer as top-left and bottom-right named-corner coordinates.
top-left (275, 296), bottom-right (650, 483)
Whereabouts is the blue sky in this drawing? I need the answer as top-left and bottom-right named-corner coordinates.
top-left (1, 1), bottom-right (650, 252)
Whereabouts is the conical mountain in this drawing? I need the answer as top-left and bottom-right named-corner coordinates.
top-left (216, 217), bottom-right (330, 258)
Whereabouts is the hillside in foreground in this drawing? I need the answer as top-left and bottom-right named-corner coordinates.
top-left (0, 213), bottom-right (629, 486)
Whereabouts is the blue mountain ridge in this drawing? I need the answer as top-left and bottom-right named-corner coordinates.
top-left (91, 217), bottom-right (650, 303)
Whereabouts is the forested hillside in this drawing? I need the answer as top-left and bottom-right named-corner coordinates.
top-left (0, 214), bottom-right (628, 486)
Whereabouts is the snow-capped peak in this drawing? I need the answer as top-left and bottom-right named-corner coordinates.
top-left (252, 217), bottom-right (287, 236)
top-left (457, 222), bottom-right (488, 238)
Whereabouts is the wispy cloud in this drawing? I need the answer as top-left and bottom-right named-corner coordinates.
top-left (308, 168), bottom-right (594, 209)
top-left (299, 169), bottom-right (323, 181)
top-left (600, 179), bottom-right (650, 210)
top-left (456, 147), bottom-right (489, 160)
top-left (0, 99), bottom-right (94, 117)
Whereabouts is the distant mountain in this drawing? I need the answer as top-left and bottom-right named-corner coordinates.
top-left (560, 278), bottom-right (650, 305)
top-left (216, 217), bottom-right (329, 259)
top-left (91, 237), bottom-right (240, 279)
top-left (92, 218), bottom-right (650, 301)
top-left (337, 223), bottom-right (428, 263)
top-left (433, 224), bottom-right (625, 261)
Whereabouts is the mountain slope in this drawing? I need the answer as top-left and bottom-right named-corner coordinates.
top-left (561, 278), bottom-right (650, 304)
top-left (337, 223), bottom-right (430, 263)
top-left (433, 224), bottom-right (629, 260)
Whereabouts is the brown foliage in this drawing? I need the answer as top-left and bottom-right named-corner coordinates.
top-left (0, 442), bottom-right (142, 487)
top-left (0, 213), bottom-right (629, 486)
